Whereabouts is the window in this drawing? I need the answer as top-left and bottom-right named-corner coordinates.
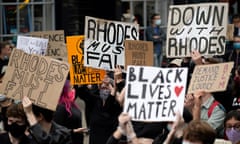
top-left (0, 0), bottom-right (55, 43)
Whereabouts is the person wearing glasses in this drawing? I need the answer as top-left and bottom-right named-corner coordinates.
top-left (224, 110), bottom-right (240, 144)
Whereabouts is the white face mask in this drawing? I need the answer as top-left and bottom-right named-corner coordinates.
top-left (167, 123), bottom-right (172, 131)
top-left (182, 140), bottom-right (202, 144)
top-left (182, 141), bottom-right (191, 144)
top-left (3, 55), bottom-right (9, 60)
top-left (155, 19), bottom-right (161, 26)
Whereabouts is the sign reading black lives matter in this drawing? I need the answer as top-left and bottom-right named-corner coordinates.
top-left (84, 16), bottom-right (139, 70)
top-left (0, 49), bottom-right (70, 111)
top-left (123, 65), bottom-right (188, 122)
top-left (166, 3), bottom-right (228, 58)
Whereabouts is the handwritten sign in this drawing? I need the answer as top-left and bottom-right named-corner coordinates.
top-left (66, 35), bottom-right (106, 85)
top-left (187, 62), bottom-right (233, 93)
top-left (30, 30), bottom-right (67, 61)
top-left (124, 40), bottom-right (153, 67)
top-left (166, 3), bottom-right (228, 58)
top-left (226, 24), bottom-right (234, 41)
top-left (0, 49), bottom-right (70, 111)
top-left (16, 35), bottom-right (49, 55)
top-left (84, 16), bottom-right (139, 70)
top-left (123, 65), bottom-right (188, 122)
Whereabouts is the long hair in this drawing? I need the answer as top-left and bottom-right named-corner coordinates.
top-left (58, 80), bottom-right (78, 117)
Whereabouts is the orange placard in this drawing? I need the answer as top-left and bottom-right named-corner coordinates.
top-left (66, 35), bottom-right (106, 85)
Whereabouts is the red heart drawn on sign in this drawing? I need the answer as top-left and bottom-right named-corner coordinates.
top-left (175, 86), bottom-right (183, 97)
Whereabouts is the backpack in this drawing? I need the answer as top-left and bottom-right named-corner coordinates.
top-left (208, 100), bottom-right (226, 118)
top-left (208, 100), bottom-right (226, 138)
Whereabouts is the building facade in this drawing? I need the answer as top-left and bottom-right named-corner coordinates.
top-left (0, 0), bottom-right (239, 43)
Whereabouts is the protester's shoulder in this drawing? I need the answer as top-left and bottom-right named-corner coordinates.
top-left (52, 121), bottom-right (71, 134)
top-left (0, 132), bottom-right (9, 141)
top-left (21, 135), bottom-right (37, 144)
top-left (56, 104), bottom-right (67, 112)
top-left (145, 26), bottom-right (153, 31)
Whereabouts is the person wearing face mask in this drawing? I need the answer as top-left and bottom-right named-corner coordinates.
top-left (53, 79), bottom-right (88, 144)
top-left (145, 13), bottom-right (166, 67)
top-left (22, 96), bottom-right (73, 144)
top-left (0, 102), bottom-right (35, 144)
top-left (224, 110), bottom-right (240, 144)
top-left (75, 71), bottom-right (123, 144)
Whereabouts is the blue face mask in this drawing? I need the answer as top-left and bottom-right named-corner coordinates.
top-left (99, 89), bottom-right (110, 100)
top-left (167, 123), bottom-right (172, 131)
top-left (155, 19), bottom-right (161, 26)
top-left (0, 94), bottom-right (6, 102)
top-left (233, 42), bottom-right (240, 49)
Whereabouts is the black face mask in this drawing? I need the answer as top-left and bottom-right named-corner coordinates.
top-left (6, 123), bottom-right (27, 138)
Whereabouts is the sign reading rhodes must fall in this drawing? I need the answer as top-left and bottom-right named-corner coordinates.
top-left (0, 49), bottom-right (70, 111)
top-left (84, 16), bottom-right (139, 70)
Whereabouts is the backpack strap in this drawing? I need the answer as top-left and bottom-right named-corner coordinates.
top-left (208, 100), bottom-right (220, 118)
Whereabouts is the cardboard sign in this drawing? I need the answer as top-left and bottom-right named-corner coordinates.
top-left (66, 35), bottom-right (106, 85)
top-left (187, 62), bottom-right (233, 93)
top-left (226, 24), bottom-right (234, 41)
top-left (16, 35), bottom-right (49, 55)
top-left (0, 49), bottom-right (70, 111)
top-left (30, 30), bottom-right (68, 61)
top-left (84, 16), bottom-right (139, 70)
top-left (166, 3), bottom-right (228, 58)
top-left (123, 65), bottom-right (188, 122)
top-left (124, 40), bottom-right (153, 67)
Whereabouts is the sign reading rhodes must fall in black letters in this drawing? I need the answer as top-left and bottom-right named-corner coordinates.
top-left (84, 16), bottom-right (139, 70)
top-left (0, 49), bottom-right (70, 111)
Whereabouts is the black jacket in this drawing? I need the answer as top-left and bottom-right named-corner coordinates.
top-left (29, 121), bottom-right (72, 144)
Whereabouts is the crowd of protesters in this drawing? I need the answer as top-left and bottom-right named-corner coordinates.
top-left (0, 2), bottom-right (240, 144)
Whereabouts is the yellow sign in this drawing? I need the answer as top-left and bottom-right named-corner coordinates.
top-left (66, 35), bottom-right (106, 85)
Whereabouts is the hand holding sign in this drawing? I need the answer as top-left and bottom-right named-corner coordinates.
top-left (118, 112), bottom-right (131, 130)
top-left (114, 65), bottom-right (123, 83)
top-left (22, 96), bottom-right (33, 113)
top-left (118, 112), bottom-right (136, 141)
top-left (191, 50), bottom-right (203, 65)
top-left (163, 111), bottom-right (185, 144)
top-left (184, 93), bottom-right (194, 109)
top-left (193, 90), bottom-right (205, 107)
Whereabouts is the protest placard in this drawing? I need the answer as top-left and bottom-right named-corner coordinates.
top-left (166, 3), bottom-right (228, 58)
top-left (84, 16), bottom-right (139, 70)
top-left (0, 49), bottom-right (70, 111)
top-left (187, 62), bottom-right (233, 93)
top-left (66, 35), bottom-right (106, 85)
top-left (124, 40), bottom-right (153, 67)
top-left (16, 35), bottom-right (49, 55)
top-left (226, 24), bottom-right (234, 41)
top-left (30, 30), bottom-right (68, 61)
top-left (123, 65), bottom-right (188, 122)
